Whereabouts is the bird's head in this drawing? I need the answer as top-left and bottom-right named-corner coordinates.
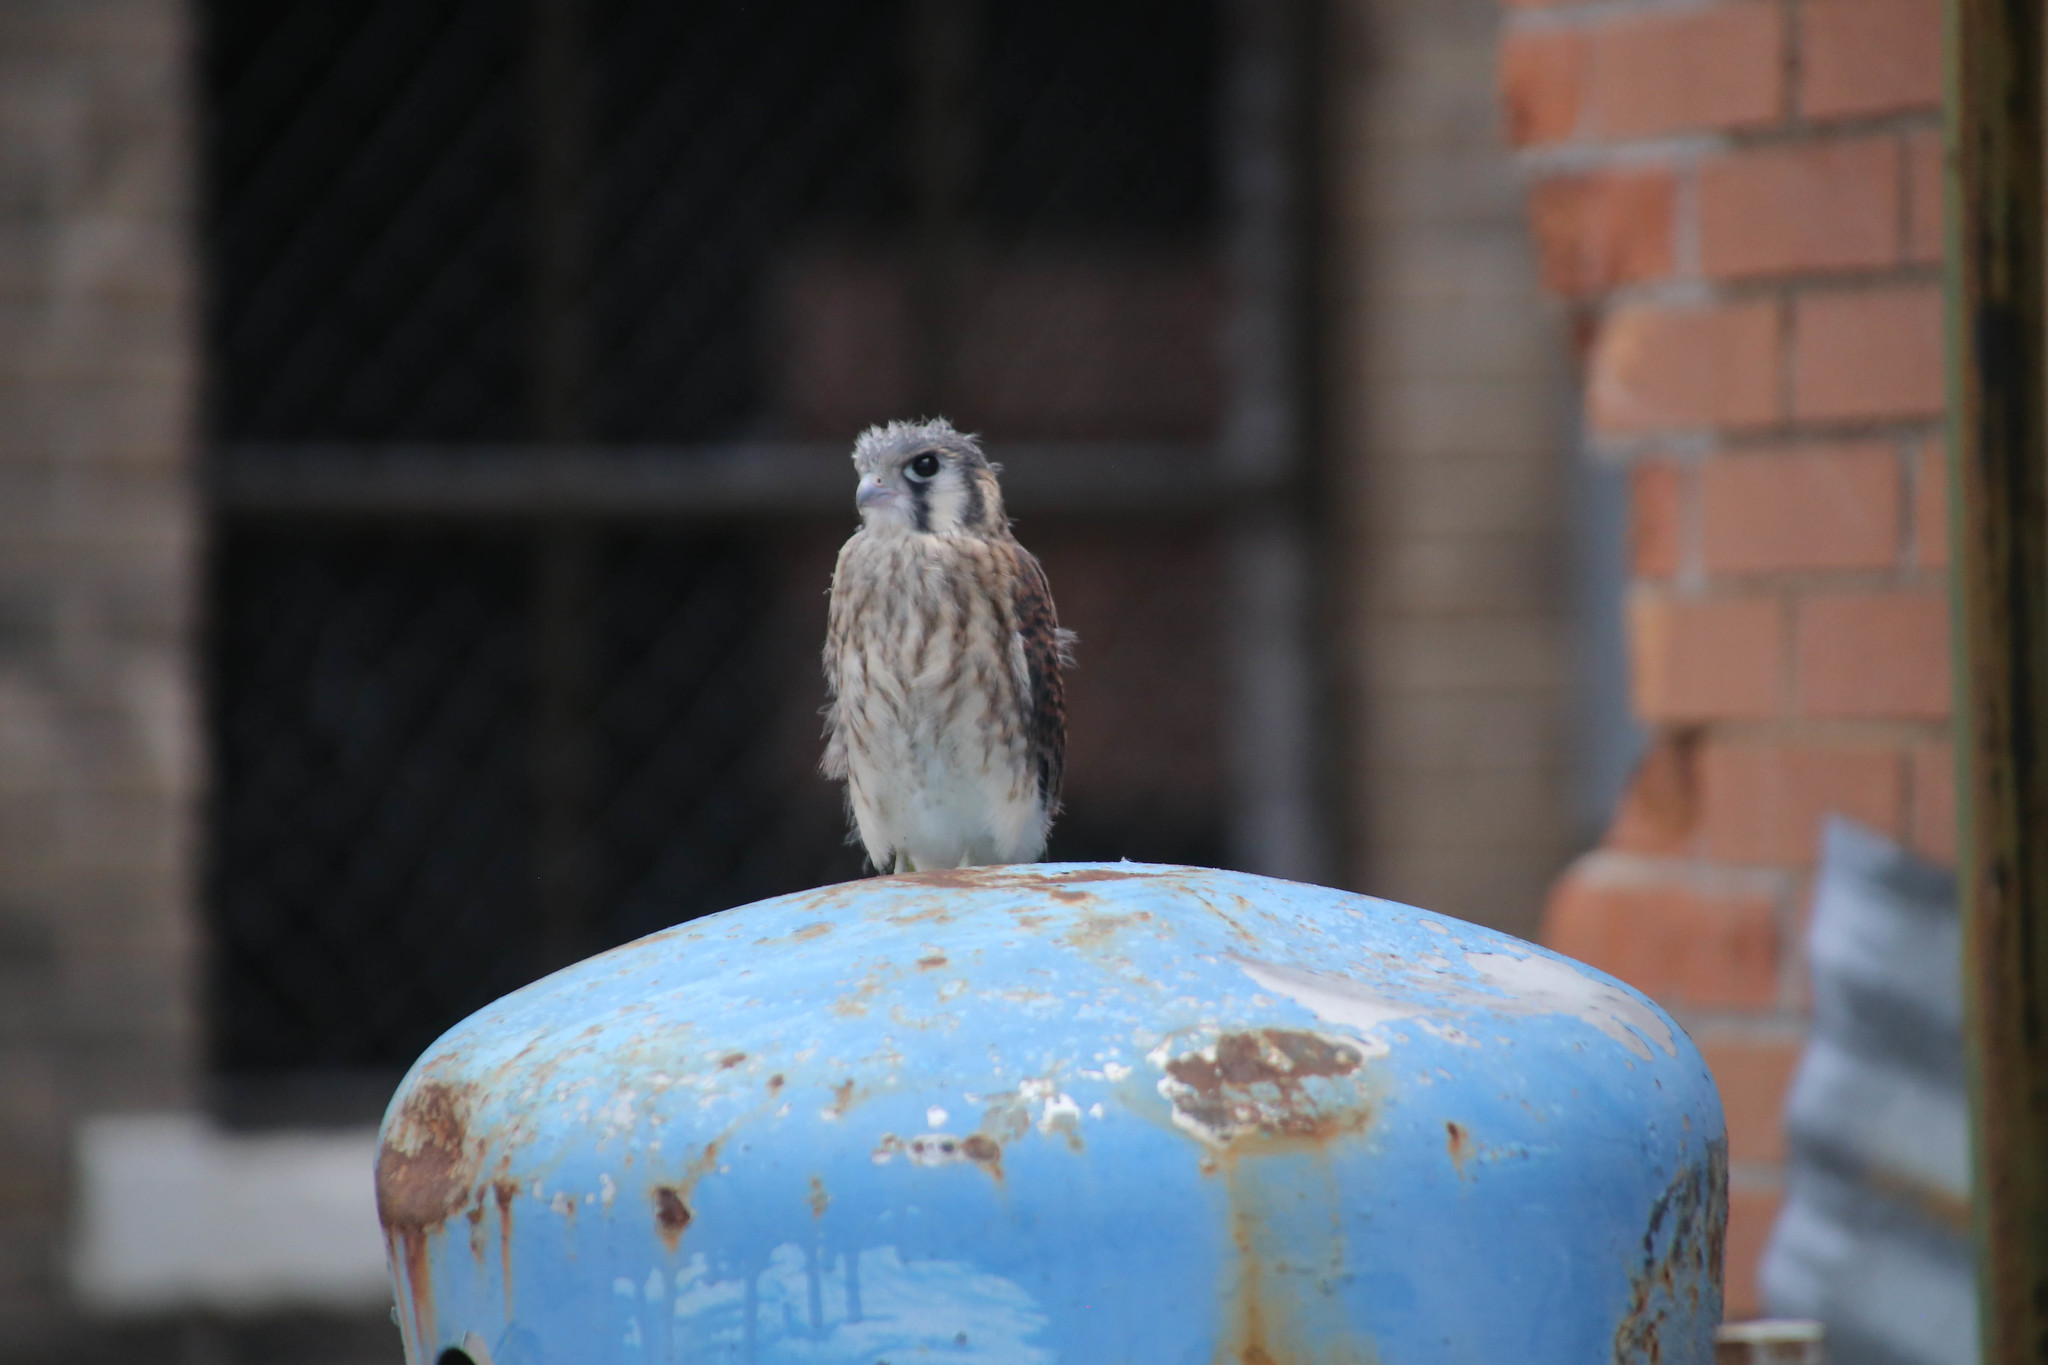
top-left (849, 418), bottom-right (1005, 537)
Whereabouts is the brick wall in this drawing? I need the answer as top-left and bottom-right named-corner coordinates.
top-left (1498, 0), bottom-right (1947, 1318)
top-left (0, 1), bottom-right (202, 1354)
top-left (1328, 0), bottom-right (1579, 940)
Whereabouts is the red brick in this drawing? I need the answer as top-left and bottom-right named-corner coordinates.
top-left (1501, 29), bottom-right (1588, 146)
top-left (1697, 1034), bottom-right (1804, 1164)
top-left (1725, 1184), bottom-right (1785, 1319)
top-left (1915, 438), bottom-right (1948, 568)
top-left (1631, 593), bottom-right (1785, 721)
top-left (1700, 138), bottom-right (1900, 279)
top-left (1698, 742), bottom-right (1906, 864)
top-left (1631, 460), bottom-right (1684, 578)
top-left (1590, 302), bottom-right (1781, 434)
top-left (1795, 590), bottom-right (1952, 718)
top-left (1543, 861), bottom-right (1781, 1010)
top-left (1793, 286), bottom-right (1944, 422)
top-left (1608, 732), bottom-right (1701, 856)
top-left (1529, 170), bottom-right (1676, 295)
top-left (1911, 743), bottom-right (1956, 865)
top-left (1589, 4), bottom-right (1786, 139)
top-left (1700, 443), bottom-right (1902, 575)
top-left (1907, 130), bottom-right (1945, 264)
top-left (1803, 0), bottom-right (1942, 119)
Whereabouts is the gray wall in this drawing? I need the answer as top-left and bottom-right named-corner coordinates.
top-left (0, 0), bottom-right (201, 1353)
top-left (1324, 0), bottom-right (1579, 937)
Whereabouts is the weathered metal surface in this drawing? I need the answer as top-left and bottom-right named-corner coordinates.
top-left (1947, 0), bottom-right (2048, 1355)
top-left (376, 863), bottom-right (1725, 1364)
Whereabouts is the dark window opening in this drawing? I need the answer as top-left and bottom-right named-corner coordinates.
top-left (201, 0), bottom-right (1235, 1113)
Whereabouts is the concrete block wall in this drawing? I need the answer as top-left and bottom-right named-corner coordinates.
top-left (0, 0), bottom-right (203, 1353)
top-left (1325, 0), bottom-right (1580, 942)
top-left (1498, 0), bottom-right (1949, 1317)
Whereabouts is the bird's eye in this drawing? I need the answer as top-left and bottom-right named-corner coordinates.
top-left (906, 452), bottom-right (941, 481)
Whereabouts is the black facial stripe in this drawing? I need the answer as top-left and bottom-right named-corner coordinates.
top-left (910, 479), bottom-right (930, 532)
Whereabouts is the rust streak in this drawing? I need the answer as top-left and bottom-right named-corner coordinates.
top-left (1445, 1121), bottom-right (1473, 1176)
top-left (792, 921), bottom-right (834, 942)
top-left (1215, 1148), bottom-right (1370, 1365)
top-left (719, 1051), bottom-right (747, 1069)
top-left (808, 1175), bottom-right (831, 1218)
top-left (467, 1189), bottom-right (487, 1266)
top-left (493, 1179), bottom-right (517, 1315)
top-left (916, 953), bottom-right (948, 970)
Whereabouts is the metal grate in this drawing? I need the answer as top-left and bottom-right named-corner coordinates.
top-left (207, 527), bottom-right (536, 1071)
top-left (201, 0), bottom-right (1246, 1093)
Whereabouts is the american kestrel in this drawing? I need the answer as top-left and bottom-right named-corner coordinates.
top-left (822, 418), bottom-right (1075, 872)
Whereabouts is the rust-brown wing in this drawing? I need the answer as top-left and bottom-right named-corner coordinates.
top-left (1011, 546), bottom-right (1071, 812)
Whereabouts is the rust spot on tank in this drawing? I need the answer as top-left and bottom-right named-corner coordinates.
top-left (377, 1081), bottom-right (480, 1230)
top-left (1445, 1121), bottom-right (1473, 1174)
top-left (886, 903), bottom-right (956, 925)
top-left (376, 1080), bottom-right (481, 1350)
top-left (650, 1138), bottom-right (723, 1254)
top-left (826, 1078), bottom-right (859, 1118)
top-left (652, 1186), bottom-right (692, 1251)
top-left (893, 864), bottom-right (1150, 893)
top-left (768, 1073), bottom-right (785, 1093)
top-left (1613, 1141), bottom-right (1727, 1365)
top-left (833, 968), bottom-right (892, 1017)
top-left (960, 1132), bottom-right (1004, 1181)
top-left (1062, 910), bottom-right (1156, 950)
top-left (1160, 1030), bottom-right (1371, 1149)
top-left (792, 921), bottom-right (834, 941)
top-left (719, 1051), bottom-right (747, 1069)
top-left (916, 953), bottom-right (948, 970)
top-left (808, 1175), bottom-right (830, 1218)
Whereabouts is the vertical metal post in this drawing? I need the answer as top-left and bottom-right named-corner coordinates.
top-left (1947, 0), bottom-right (2048, 1358)
top-left (529, 0), bottom-right (596, 970)
top-left (1220, 0), bottom-right (1331, 884)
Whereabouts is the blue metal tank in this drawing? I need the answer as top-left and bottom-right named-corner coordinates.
top-left (377, 864), bottom-right (1725, 1365)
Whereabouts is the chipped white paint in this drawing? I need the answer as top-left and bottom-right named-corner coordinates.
top-left (1231, 959), bottom-right (1409, 1046)
top-left (1463, 951), bottom-right (1675, 1059)
top-left (1234, 949), bottom-right (1675, 1061)
top-left (1037, 1094), bottom-right (1082, 1142)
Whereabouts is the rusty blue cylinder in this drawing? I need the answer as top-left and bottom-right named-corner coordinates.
top-left (377, 864), bottom-right (1725, 1365)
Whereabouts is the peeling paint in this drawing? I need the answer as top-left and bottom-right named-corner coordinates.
top-left (1154, 1029), bottom-right (1371, 1149)
top-left (1237, 950), bottom-right (1675, 1062)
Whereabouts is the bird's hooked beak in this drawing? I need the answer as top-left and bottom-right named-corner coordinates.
top-left (856, 475), bottom-right (896, 511)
